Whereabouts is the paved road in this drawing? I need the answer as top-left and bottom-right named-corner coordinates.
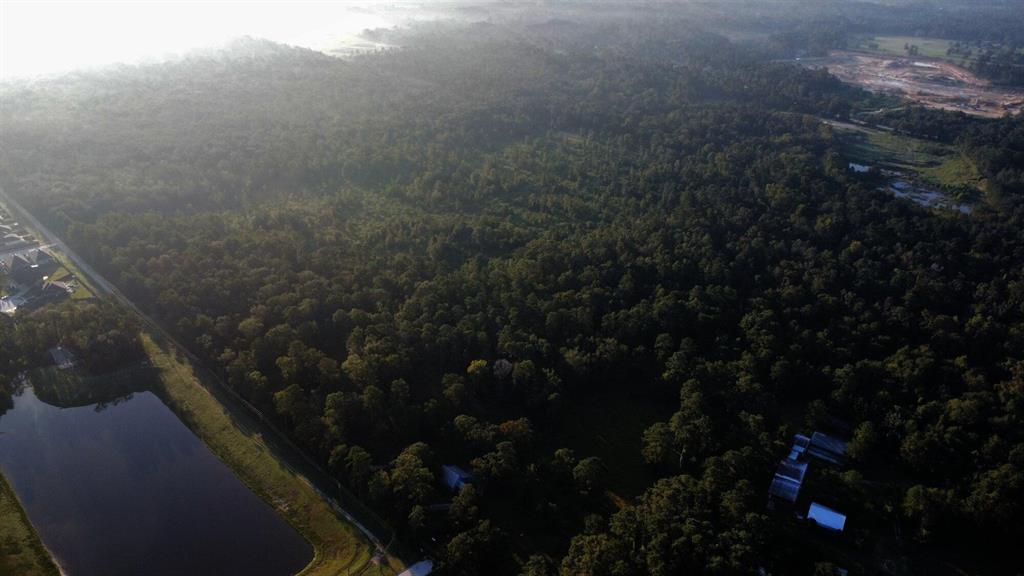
top-left (0, 186), bottom-right (405, 569)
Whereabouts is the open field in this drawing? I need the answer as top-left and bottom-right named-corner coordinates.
top-left (810, 51), bottom-right (1024, 118)
top-left (0, 473), bottom-right (60, 576)
top-left (141, 333), bottom-right (400, 576)
top-left (842, 129), bottom-right (984, 189)
top-left (825, 119), bottom-right (981, 212)
top-left (831, 121), bottom-right (984, 190)
top-left (855, 36), bottom-right (965, 63)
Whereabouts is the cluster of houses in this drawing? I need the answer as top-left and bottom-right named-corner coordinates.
top-left (1, 248), bottom-right (75, 315)
top-left (768, 430), bottom-right (850, 533)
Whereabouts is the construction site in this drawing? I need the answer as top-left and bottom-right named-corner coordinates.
top-left (810, 51), bottom-right (1024, 118)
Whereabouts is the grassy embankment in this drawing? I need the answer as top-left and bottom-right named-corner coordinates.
top-left (0, 474), bottom-right (60, 576)
top-left (140, 333), bottom-right (402, 576)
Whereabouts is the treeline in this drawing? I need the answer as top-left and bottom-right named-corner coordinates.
top-left (1, 10), bottom-right (1023, 576)
top-left (0, 299), bottom-right (143, 416)
top-left (0, 300), bottom-right (143, 376)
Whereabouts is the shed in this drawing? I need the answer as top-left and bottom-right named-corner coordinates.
top-left (398, 560), bottom-right (434, 576)
top-left (808, 502), bottom-right (846, 532)
top-left (808, 432), bottom-right (847, 465)
top-left (768, 458), bottom-right (808, 502)
top-left (441, 465), bottom-right (472, 492)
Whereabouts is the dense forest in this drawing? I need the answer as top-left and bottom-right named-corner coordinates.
top-left (2, 3), bottom-right (1023, 575)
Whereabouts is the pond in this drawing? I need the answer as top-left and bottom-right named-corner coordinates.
top-left (0, 385), bottom-right (312, 576)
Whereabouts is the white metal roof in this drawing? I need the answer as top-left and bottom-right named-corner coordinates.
top-left (808, 502), bottom-right (846, 532)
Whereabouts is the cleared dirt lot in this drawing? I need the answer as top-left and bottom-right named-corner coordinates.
top-left (810, 51), bottom-right (1024, 118)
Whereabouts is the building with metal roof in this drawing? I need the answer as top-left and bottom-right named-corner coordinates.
top-left (768, 458), bottom-right (808, 502)
top-left (808, 502), bottom-right (846, 532)
top-left (808, 432), bottom-right (847, 465)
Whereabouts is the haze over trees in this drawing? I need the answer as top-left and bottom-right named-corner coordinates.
top-left (1, 2), bottom-right (1023, 574)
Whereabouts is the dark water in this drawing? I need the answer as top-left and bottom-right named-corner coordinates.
top-left (0, 387), bottom-right (312, 576)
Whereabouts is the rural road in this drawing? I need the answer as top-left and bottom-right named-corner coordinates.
top-left (0, 186), bottom-right (403, 569)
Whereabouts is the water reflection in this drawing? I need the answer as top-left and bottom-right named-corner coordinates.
top-left (0, 386), bottom-right (311, 576)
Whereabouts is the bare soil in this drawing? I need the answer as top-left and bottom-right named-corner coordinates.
top-left (810, 51), bottom-right (1024, 118)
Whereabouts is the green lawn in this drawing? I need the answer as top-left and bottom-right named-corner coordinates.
top-left (0, 473), bottom-right (60, 576)
top-left (140, 333), bottom-right (401, 576)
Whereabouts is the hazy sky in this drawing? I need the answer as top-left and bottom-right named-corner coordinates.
top-left (0, 1), bottom-right (406, 80)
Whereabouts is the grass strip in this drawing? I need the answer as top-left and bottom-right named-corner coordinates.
top-left (0, 473), bottom-right (60, 576)
top-left (141, 332), bottom-right (393, 576)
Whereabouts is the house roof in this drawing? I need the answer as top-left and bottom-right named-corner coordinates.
top-left (43, 280), bottom-right (71, 295)
top-left (49, 346), bottom-right (76, 369)
top-left (768, 459), bottom-right (808, 502)
top-left (788, 434), bottom-right (811, 460)
top-left (8, 254), bottom-right (30, 271)
top-left (808, 502), bottom-right (846, 532)
top-left (32, 249), bottom-right (54, 263)
top-left (776, 458), bottom-right (808, 482)
top-left (808, 432), bottom-right (847, 464)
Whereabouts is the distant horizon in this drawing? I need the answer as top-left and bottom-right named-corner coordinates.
top-left (0, 1), bottom-right (417, 81)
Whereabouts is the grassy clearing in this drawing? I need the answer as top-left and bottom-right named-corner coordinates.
top-left (855, 36), bottom-right (968, 65)
top-left (140, 333), bottom-right (395, 576)
top-left (0, 473), bottom-right (60, 576)
top-left (919, 154), bottom-right (987, 192)
top-left (834, 126), bottom-right (986, 192)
